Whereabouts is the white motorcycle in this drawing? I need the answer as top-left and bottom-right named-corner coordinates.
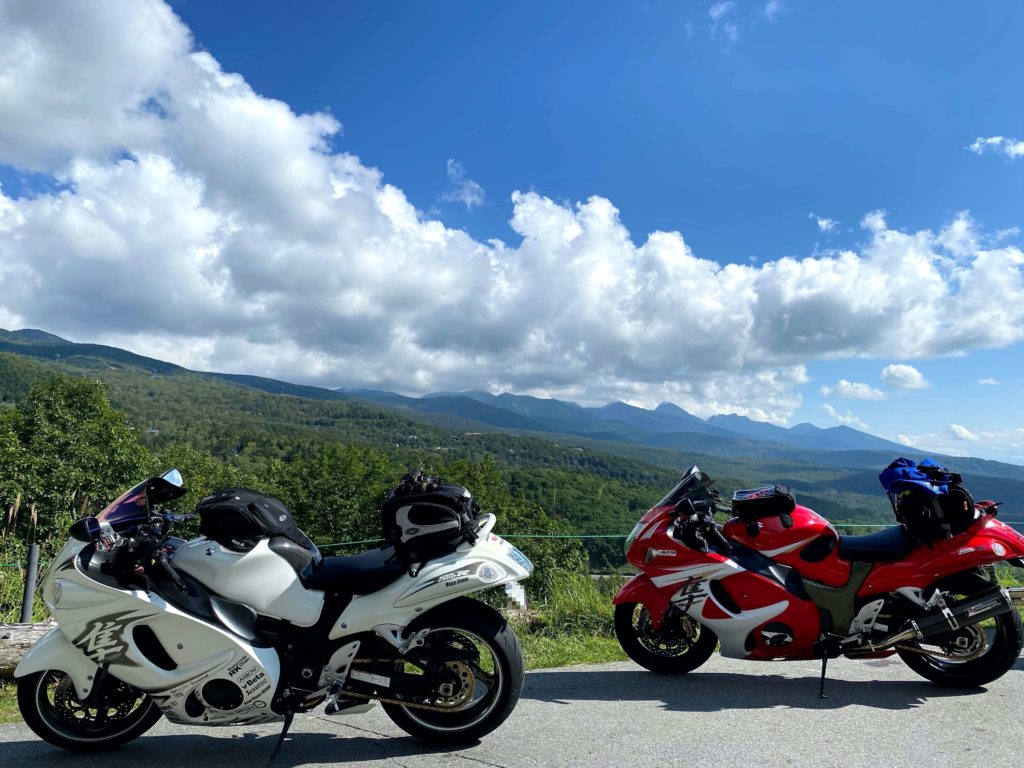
top-left (15, 469), bottom-right (533, 757)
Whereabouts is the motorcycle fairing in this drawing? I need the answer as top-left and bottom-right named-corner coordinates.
top-left (21, 540), bottom-right (283, 725)
top-left (616, 545), bottom-right (821, 658)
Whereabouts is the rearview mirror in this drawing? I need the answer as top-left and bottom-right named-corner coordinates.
top-left (161, 468), bottom-right (183, 487)
top-left (69, 516), bottom-right (101, 542)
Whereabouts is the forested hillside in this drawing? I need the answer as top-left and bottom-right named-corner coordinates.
top-left (1, 338), bottom-right (1022, 574)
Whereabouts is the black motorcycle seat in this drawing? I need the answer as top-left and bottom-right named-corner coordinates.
top-left (306, 546), bottom-right (406, 594)
top-left (838, 525), bottom-right (916, 563)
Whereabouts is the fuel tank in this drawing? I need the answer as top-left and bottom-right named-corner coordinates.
top-left (172, 538), bottom-right (324, 626)
top-left (723, 505), bottom-right (851, 587)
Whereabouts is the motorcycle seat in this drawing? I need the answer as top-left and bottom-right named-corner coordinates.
top-left (838, 525), bottom-right (916, 563)
top-left (306, 546), bottom-right (406, 594)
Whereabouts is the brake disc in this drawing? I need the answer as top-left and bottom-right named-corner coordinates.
top-left (52, 674), bottom-right (138, 725)
top-left (435, 660), bottom-right (476, 708)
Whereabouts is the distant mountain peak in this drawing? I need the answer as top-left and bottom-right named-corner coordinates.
top-left (8, 328), bottom-right (69, 344)
top-left (654, 402), bottom-right (699, 419)
top-left (790, 422), bottom-right (823, 435)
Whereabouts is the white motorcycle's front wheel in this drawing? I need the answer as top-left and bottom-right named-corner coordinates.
top-left (18, 669), bottom-right (163, 751)
top-left (380, 598), bottom-right (524, 746)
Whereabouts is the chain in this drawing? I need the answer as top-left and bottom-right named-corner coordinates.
top-left (336, 659), bottom-right (473, 713)
top-left (894, 633), bottom-right (989, 662)
top-left (334, 689), bottom-right (463, 713)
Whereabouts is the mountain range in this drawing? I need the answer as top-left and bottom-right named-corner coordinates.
top-left (341, 387), bottom-right (915, 456)
top-left (0, 327), bottom-right (1011, 473)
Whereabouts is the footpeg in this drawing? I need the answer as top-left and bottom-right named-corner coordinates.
top-left (324, 696), bottom-right (376, 716)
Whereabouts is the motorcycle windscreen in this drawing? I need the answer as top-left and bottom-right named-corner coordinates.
top-left (655, 465), bottom-right (717, 508)
top-left (96, 479), bottom-right (151, 529)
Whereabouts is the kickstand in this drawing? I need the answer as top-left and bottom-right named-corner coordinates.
top-left (818, 654), bottom-right (829, 699)
top-left (267, 713), bottom-right (294, 768)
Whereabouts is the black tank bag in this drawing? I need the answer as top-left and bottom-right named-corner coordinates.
top-left (197, 488), bottom-right (316, 554)
top-left (381, 471), bottom-right (481, 569)
top-left (731, 484), bottom-right (796, 537)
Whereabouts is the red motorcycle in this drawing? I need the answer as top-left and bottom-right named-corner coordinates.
top-left (613, 466), bottom-right (1024, 694)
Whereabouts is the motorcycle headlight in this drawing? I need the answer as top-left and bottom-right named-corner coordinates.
top-left (477, 562), bottom-right (506, 584)
top-left (624, 522), bottom-right (644, 557)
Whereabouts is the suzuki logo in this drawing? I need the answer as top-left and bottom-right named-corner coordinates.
top-left (78, 620), bottom-right (127, 662)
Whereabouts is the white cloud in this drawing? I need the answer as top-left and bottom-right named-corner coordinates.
top-left (709, 1), bottom-right (736, 21)
top-left (441, 159), bottom-right (485, 211)
top-left (0, 1), bottom-right (1023, 423)
top-left (820, 379), bottom-right (886, 400)
top-left (881, 364), bottom-right (929, 390)
top-left (950, 423), bottom-right (980, 442)
top-left (978, 378), bottom-right (999, 386)
top-left (763, 0), bottom-right (785, 21)
top-left (860, 209), bottom-right (887, 232)
top-left (896, 425), bottom-right (1024, 462)
top-left (969, 136), bottom-right (1024, 160)
top-left (808, 212), bottom-right (837, 233)
top-left (708, 1), bottom-right (740, 44)
top-left (821, 404), bottom-right (869, 431)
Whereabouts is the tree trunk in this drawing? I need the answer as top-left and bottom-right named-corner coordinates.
top-left (0, 622), bottom-right (54, 679)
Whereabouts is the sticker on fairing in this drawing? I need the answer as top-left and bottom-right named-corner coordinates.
top-left (967, 598), bottom-right (1002, 617)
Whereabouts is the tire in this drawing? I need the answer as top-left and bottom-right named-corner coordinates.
top-left (18, 669), bottom-right (162, 751)
top-left (614, 602), bottom-right (717, 674)
top-left (380, 598), bottom-right (524, 746)
top-left (897, 574), bottom-right (1024, 688)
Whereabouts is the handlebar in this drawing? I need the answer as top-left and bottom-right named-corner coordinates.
top-left (675, 506), bottom-right (730, 554)
top-left (153, 550), bottom-right (187, 592)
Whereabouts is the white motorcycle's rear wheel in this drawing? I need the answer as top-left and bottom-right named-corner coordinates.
top-left (380, 599), bottom-right (524, 746)
top-left (18, 669), bottom-right (162, 751)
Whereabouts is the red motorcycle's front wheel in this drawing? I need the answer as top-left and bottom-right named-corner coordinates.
top-left (614, 602), bottom-right (717, 674)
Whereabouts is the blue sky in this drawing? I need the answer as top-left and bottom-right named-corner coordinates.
top-left (0, 1), bottom-right (1023, 462)
top-left (170, 1), bottom-right (1024, 258)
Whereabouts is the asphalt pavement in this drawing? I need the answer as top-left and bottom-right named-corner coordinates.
top-left (2, 653), bottom-right (1022, 768)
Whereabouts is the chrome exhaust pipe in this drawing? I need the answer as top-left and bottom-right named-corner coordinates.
top-left (846, 627), bottom-right (917, 654)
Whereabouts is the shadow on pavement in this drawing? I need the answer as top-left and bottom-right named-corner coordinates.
top-left (0, 727), bottom-right (458, 768)
top-left (520, 667), bottom-right (989, 711)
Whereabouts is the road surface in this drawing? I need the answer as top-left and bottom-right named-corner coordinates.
top-left (2, 653), bottom-right (1022, 768)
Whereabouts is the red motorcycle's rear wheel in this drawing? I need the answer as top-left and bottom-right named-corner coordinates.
top-left (897, 573), bottom-right (1024, 688)
top-left (614, 602), bottom-right (717, 674)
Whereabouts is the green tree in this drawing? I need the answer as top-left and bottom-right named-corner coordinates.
top-left (264, 443), bottom-right (397, 547)
top-left (13, 376), bottom-right (152, 539)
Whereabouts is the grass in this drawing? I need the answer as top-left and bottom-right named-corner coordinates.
top-left (511, 568), bottom-right (629, 669)
top-left (519, 632), bottom-right (627, 669)
top-left (0, 681), bottom-right (19, 724)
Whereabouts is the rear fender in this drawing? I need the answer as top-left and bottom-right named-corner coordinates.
top-left (862, 518), bottom-right (1024, 595)
top-left (14, 626), bottom-right (98, 699)
top-left (612, 573), bottom-right (671, 629)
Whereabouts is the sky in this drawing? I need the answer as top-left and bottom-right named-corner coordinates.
top-left (0, 1), bottom-right (1023, 462)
